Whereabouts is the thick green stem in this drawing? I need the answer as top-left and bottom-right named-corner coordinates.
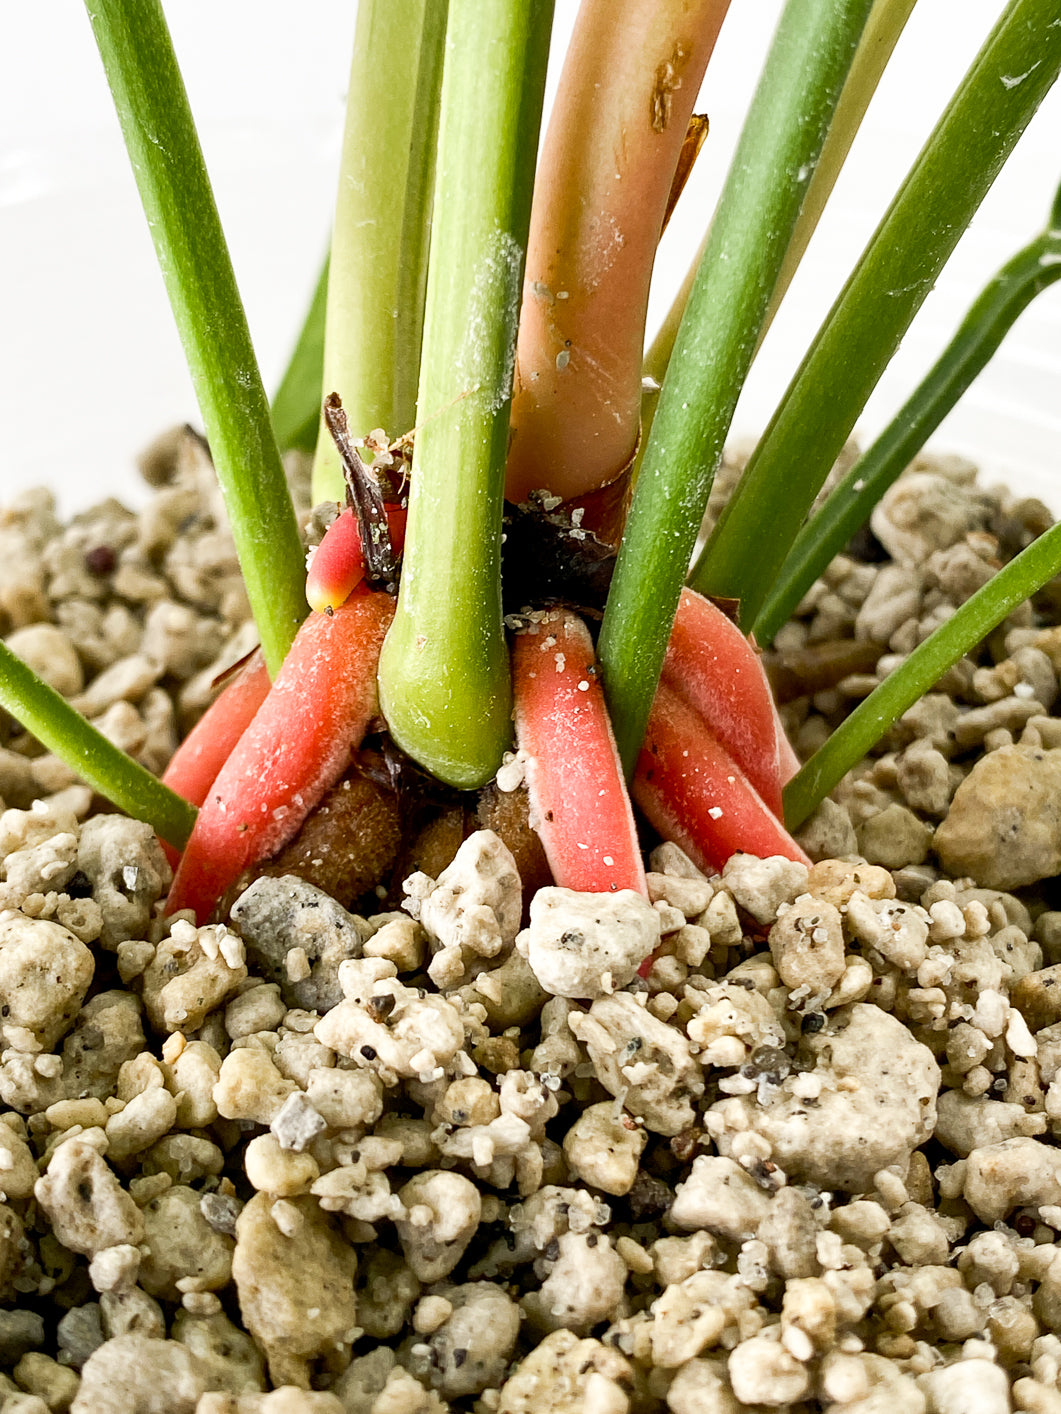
top-left (599, 0), bottom-right (875, 774)
top-left (85, 0), bottom-right (306, 677)
top-left (0, 643), bottom-right (196, 849)
top-left (692, 0), bottom-right (1061, 631)
top-left (378, 0), bottom-right (554, 789)
top-left (271, 254), bottom-right (329, 455)
top-left (784, 514), bottom-right (1061, 830)
top-left (755, 183), bottom-right (1061, 645)
top-left (311, 0), bottom-right (449, 504)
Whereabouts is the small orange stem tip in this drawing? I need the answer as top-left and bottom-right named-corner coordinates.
top-left (513, 606), bottom-right (646, 896)
top-left (306, 507), bottom-right (365, 613)
top-left (306, 505), bottom-right (409, 613)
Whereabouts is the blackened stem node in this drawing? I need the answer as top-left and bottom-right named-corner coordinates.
top-left (323, 392), bottom-right (399, 590)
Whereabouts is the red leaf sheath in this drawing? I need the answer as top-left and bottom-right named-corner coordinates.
top-left (662, 587), bottom-right (792, 814)
top-left (167, 590), bottom-right (395, 923)
top-left (162, 654), bottom-right (272, 809)
top-left (634, 680), bottom-right (810, 877)
top-left (514, 607), bottom-right (645, 895)
top-left (306, 505), bottom-right (408, 613)
top-left (157, 653), bottom-right (271, 869)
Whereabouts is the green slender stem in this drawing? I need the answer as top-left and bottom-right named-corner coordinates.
top-left (271, 254), bottom-right (329, 455)
top-left (755, 183), bottom-right (1061, 645)
top-left (85, 0), bottom-right (306, 678)
top-left (599, 0), bottom-right (875, 774)
top-left (0, 643), bottom-right (196, 849)
top-left (378, 0), bottom-right (554, 789)
top-left (784, 515), bottom-right (1061, 830)
top-left (643, 0), bottom-right (916, 389)
top-left (692, 0), bottom-right (1061, 631)
top-left (311, 0), bottom-right (449, 504)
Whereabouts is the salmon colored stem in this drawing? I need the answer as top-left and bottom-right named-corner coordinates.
top-left (634, 681), bottom-right (810, 878)
top-left (161, 655), bottom-right (271, 812)
top-left (306, 506), bottom-right (409, 615)
top-left (168, 590), bottom-right (396, 923)
top-left (513, 607), bottom-right (645, 896)
top-left (661, 588), bottom-right (796, 816)
top-left (505, 0), bottom-right (730, 507)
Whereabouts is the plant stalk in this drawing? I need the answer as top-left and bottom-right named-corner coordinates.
top-left (599, 0), bottom-right (876, 774)
top-left (754, 178), bottom-right (1061, 644)
top-left (643, 0), bottom-right (917, 391)
top-left (692, 0), bottom-right (1061, 631)
top-left (504, 0), bottom-right (730, 508)
top-left (784, 513), bottom-right (1061, 829)
top-left (377, 0), bottom-right (554, 789)
top-left (311, 0), bottom-right (449, 504)
top-left (0, 642), bottom-right (196, 849)
top-left (85, 0), bottom-right (306, 677)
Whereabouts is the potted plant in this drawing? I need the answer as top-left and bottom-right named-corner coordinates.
top-left (3, 1), bottom-right (1061, 1408)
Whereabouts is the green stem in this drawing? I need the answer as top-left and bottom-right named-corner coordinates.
top-left (311, 0), bottom-right (449, 505)
top-left (692, 0), bottom-right (1061, 632)
top-left (643, 0), bottom-right (916, 388)
top-left (377, 0), bottom-right (554, 789)
top-left (0, 643), bottom-right (196, 849)
top-left (599, 0), bottom-right (875, 774)
top-left (784, 514), bottom-right (1061, 830)
top-left (85, 0), bottom-right (306, 678)
top-left (271, 253), bottom-right (329, 455)
top-left (755, 180), bottom-right (1061, 645)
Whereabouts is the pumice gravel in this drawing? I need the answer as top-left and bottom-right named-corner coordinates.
top-left (5, 434), bottom-right (1061, 1412)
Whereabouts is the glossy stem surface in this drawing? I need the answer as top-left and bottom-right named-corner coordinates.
top-left (599, 0), bottom-right (875, 773)
top-left (86, 0), bottom-right (306, 676)
top-left (693, 0), bottom-right (1061, 632)
top-left (755, 185), bottom-right (1061, 645)
top-left (378, 0), bottom-right (554, 788)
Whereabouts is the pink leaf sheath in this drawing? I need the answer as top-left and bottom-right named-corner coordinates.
top-left (662, 587), bottom-right (795, 814)
top-left (634, 680), bottom-right (810, 878)
top-left (305, 505), bottom-right (408, 613)
top-left (513, 607), bottom-right (646, 895)
top-left (157, 653), bottom-right (272, 868)
top-left (167, 589), bottom-right (396, 923)
top-left (162, 653), bottom-right (272, 809)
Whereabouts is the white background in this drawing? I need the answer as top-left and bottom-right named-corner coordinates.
top-left (1, 2), bottom-right (1059, 513)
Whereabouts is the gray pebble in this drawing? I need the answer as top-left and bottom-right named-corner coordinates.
top-left (56, 1303), bottom-right (105, 1370)
top-left (0, 1310), bottom-right (45, 1365)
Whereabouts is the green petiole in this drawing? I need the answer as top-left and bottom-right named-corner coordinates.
top-left (271, 254), bottom-right (329, 456)
top-left (643, 0), bottom-right (918, 391)
top-left (0, 642), bottom-right (196, 850)
top-left (311, 0), bottom-right (449, 505)
top-left (85, 0), bottom-right (306, 678)
top-left (599, 0), bottom-right (876, 774)
top-left (692, 0), bottom-right (1061, 633)
top-left (784, 512), bottom-right (1061, 830)
top-left (378, 0), bottom-right (554, 789)
top-left (754, 175), bottom-right (1061, 646)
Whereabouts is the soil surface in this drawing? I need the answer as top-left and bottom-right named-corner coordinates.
top-left (3, 433), bottom-right (1061, 1412)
